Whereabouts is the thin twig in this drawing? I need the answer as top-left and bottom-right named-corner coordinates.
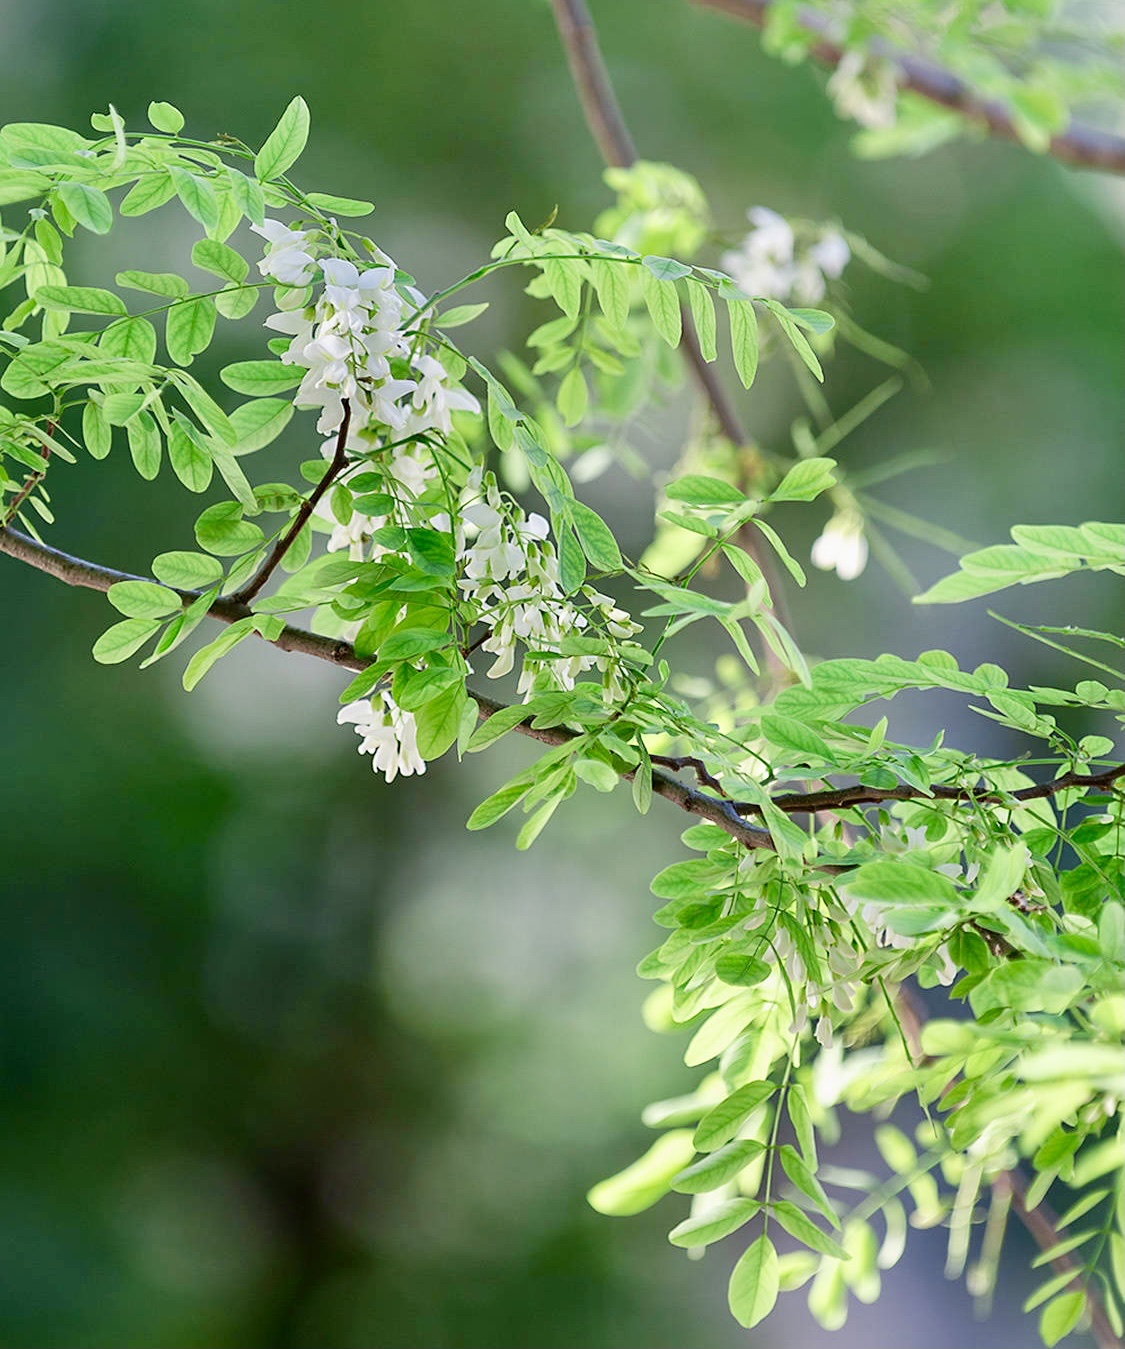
top-left (0, 524), bottom-right (777, 853)
top-left (1, 424), bottom-right (54, 530)
top-left (548, 0), bottom-right (792, 640)
top-left (231, 398), bottom-right (353, 606)
top-left (694, 0), bottom-right (1125, 175)
top-left (650, 751), bottom-right (730, 796)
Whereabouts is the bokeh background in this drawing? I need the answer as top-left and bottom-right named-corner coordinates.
top-left (0, 2), bottom-right (1121, 1346)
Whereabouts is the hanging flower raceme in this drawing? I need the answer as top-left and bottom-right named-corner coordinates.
top-left (337, 692), bottom-right (426, 783)
top-left (721, 207), bottom-right (850, 305)
top-left (253, 221), bottom-right (479, 448)
top-left (253, 226), bottom-right (641, 779)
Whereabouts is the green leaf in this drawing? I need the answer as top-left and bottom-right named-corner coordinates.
top-left (558, 523), bottom-right (586, 594)
top-left (672, 1139), bottom-right (765, 1193)
top-left (413, 682), bottom-right (466, 760)
top-left (100, 316), bottom-right (157, 363)
top-left (102, 392), bottom-right (149, 426)
top-left (669, 1198), bottom-right (760, 1249)
top-left (92, 617), bottom-right (162, 664)
top-left (221, 360), bottom-right (304, 395)
top-left (107, 580), bottom-right (182, 620)
top-left (147, 101), bottom-right (185, 133)
top-left (516, 797), bottom-right (563, 851)
top-left (632, 741), bottom-right (652, 815)
top-left (34, 285), bottom-right (126, 316)
top-left (591, 257), bottom-right (629, 330)
top-left (255, 96), bottom-right (310, 181)
top-left (116, 269), bottom-right (190, 298)
top-left (771, 1201), bottom-right (849, 1259)
top-left (226, 171), bottom-right (266, 226)
top-left (467, 778), bottom-right (535, 830)
top-left (182, 618), bottom-right (255, 690)
top-left (728, 1235), bottom-right (779, 1329)
top-left (119, 171), bottom-right (177, 217)
top-left (694, 1082), bottom-right (775, 1151)
top-left (715, 952), bottom-right (771, 986)
top-left (687, 280), bottom-right (717, 361)
top-left (587, 1131), bottom-right (697, 1216)
top-left (82, 399), bottom-right (111, 460)
top-left (57, 182), bottom-right (113, 235)
top-left (215, 284), bottom-right (259, 320)
top-left (569, 500), bottom-right (622, 572)
top-left (1039, 1290), bottom-right (1085, 1347)
top-left (194, 501), bottom-right (264, 556)
top-left (165, 296), bottom-right (216, 366)
top-left (761, 714), bottom-right (834, 761)
top-left (665, 474), bottom-right (743, 506)
top-left (169, 419), bottom-right (212, 492)
top-left (726, 298), bottom-right (759, 388)
top-left (304, 191), bottom-right (374, 216)
top-left (436, 302), bottom-right (489, 328)
top-left (151, 551), bottom-right (223, 589)
top-left (640, 266), bottom-right (681, 347)
top-left (191, 239), bottom-right (248, 283)
top-left (126, 410), bottom-right (161, 480)
top-left (168, 165), bottom-right (219, 232)
top-left (787, 307), bottom-right (835, 335)
top-left (557, 366), bottom-right (587, 427)
top-left (779, 1145), bottom-right (838, 1226)
top-left (752, 518), bottom-right (807, 586)
top-left (787, 1085), bottom-right (817, 1167)
top-left (843, 861), bottom-right (961, 907)
top-left (641, 254), bottom-right (692, 282)
top-left (772, 457), bottom-right (837, 503)
top-left (764, 299), bottom-right (823, 380)
top-left (228, 397), bottom-right (293, 453)
top-left (379, 629), bottom-right (450, 662)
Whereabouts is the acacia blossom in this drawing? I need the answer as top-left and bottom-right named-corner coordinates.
top-left (811, 511), bottom-right (868, 580)
top-left (255, 223), bottom-right (479, 447)
top-left (337, 692), bottom-right (425, 783)
top-left (721, 207), bottom-right (850, 305)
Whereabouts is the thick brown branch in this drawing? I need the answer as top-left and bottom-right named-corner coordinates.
top-left (0, 524), bottom-right (776, 852)
top-left (695, 0), bottom-right (1125, 175)
top-left (231, 398), bottom-right (352, 606)
top-left (732, 764), bottom-right (1125, 816)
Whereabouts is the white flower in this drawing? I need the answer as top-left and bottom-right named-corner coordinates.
top-left (809, 229), bottom-right (850, 280)
top-left (251, 219), bottom-right (318, 286)
top-left (721, 206), bottom-right (796, 300)
top-left (338, 692), bottom-right (425, 783)
top-left (722, 210), bottom-right (851, 306)
top-left (827, 52), bottom-right (899, 131)
top-left (811, 512), bottom-right (868, 580)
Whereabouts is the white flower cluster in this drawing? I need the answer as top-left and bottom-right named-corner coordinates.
top-left (827, 52), bottom-right (899, 131)
top-left (721, 207), bottom-right (850, 306)
top-left (810, 510), bottom-right (868, 581)
top-left (455, 468), bottom-right (640, 698)
top-left (252, 220), bottom-right (479, 447)
top-left (336, 692), bottom-right (425, 784)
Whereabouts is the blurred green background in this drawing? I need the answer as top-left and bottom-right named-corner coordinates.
top-left (0, 1), bottom-right (1120, 1345)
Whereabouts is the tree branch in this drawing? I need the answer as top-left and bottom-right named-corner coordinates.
top-left (732, 765), bottom-right (1125, 816)
top-left (694, 0), bottom-right (1125, 175)
top-left (0, 524), bottom-right (777, 853)
top-left (230, 398), bottom-right (352, 606)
